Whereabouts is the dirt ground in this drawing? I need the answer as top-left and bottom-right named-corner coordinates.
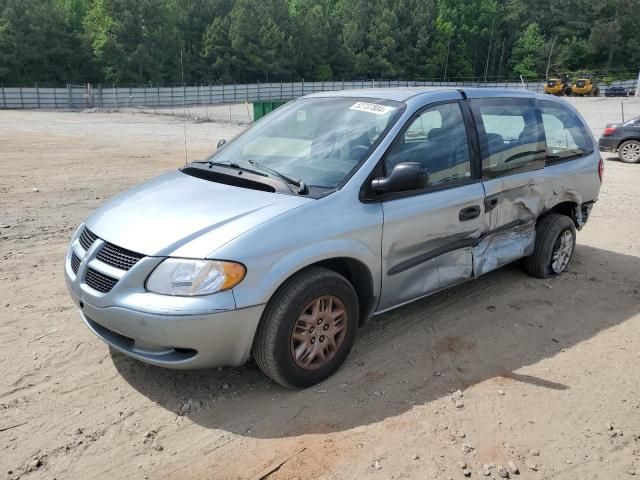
top-left (1, 96), bottom-right (640, 480)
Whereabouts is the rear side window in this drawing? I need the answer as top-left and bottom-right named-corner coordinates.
top-left (470, 98), bottom-right (546, 178)
top-left (539, 100), bottom-right (593, 160)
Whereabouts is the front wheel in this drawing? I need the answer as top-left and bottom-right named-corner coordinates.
top-left (252, 267), bottom-right (359, 389)
top-left (618, 140), bottom-right (640, 163)
top-left (524, 214), bottom-right (576, 278)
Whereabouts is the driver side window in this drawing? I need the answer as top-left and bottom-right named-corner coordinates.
top-left (384, 102), bottom-right (472, 187)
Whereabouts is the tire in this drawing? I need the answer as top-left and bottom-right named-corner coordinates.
top-left (524, 214), bottom-right (576, 279)
top-left (618, 140), bottom-right (640, 163)
top-left (252, 267), bottom-right (359, 389)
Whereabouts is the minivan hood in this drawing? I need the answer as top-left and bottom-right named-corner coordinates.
top-left (86, 170), bottom-right (312, 257)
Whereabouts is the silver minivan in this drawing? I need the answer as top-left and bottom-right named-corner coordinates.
top-left (65, 88), bottom-right (602, 388)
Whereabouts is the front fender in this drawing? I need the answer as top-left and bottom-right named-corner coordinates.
top-left (231, 238), bottom-right (381, 310)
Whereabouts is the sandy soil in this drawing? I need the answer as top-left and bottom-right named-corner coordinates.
top-left (1, 97), bottom-right (640, 480)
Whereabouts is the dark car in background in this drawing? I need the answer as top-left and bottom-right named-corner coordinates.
top-left (604, 86), bottom-right (630, 97)
top-left (598, 116), bottom-right (640, 163)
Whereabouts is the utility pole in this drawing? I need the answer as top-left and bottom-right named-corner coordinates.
top-left (496, 37), bottom-right (505, 81)
top-left (484, 16), bottom-right (496, 83)
top-left (443, 31), bottom-right (452, 82)
top-left (545, 36), bottom-right (557, 81)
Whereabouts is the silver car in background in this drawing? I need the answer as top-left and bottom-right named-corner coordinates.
top-left (65, 88), bottom-right (602, 388)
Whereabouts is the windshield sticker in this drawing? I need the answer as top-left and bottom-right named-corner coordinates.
top-left (350, 102), bottom-right (393, 116)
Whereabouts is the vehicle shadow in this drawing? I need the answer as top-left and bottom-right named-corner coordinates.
top-left (113, 244), bottom-right (640, 439)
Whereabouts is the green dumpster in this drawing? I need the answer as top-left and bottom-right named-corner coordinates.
top-left (252, 100), bottom-right (289, 121)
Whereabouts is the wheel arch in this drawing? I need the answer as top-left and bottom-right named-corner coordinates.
top-left (260, 256), bottom-right (378, 328)
top-left (543, 199), bottom-right (589, 230)
top-left (311, 257), bottom-right (377, 326)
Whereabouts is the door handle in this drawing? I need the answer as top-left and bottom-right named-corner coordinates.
top-left (459, 205), bottom-right (481, 221)
top-left (485, 197), bottom-right (498, 212)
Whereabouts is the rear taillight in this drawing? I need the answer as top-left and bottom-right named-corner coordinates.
top-left (598, 157), bottom-right (604, 183)
top-left (603, 126), bottom-right (617, 136)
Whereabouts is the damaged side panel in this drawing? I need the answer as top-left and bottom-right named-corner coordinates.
top-left (379, 183), bottom-right (485, 311)
top-left (472, 223), bottom-right (536, 277)
top-left (482, 172), bottom-right (548, 234)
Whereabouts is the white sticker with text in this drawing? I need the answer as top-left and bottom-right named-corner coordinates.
top-left (349, 102), bottom-right (393, 115)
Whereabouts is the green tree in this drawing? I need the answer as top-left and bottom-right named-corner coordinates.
top-left (1, 0), bottom-right (639, 85)
top-left (84, 0), bottom-right (181, 84)
top-left (510, 22), bottom-right (546, 78)
top-left (0, 0), bottom-right (93, 84)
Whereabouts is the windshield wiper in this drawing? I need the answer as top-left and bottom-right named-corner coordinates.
top-left (247, 159), bottom-right (308, 194)
top-left (193, 160), bottom-right (267, 177)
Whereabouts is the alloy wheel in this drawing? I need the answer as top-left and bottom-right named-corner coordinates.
top-left (620, 142), bottom-right (640, 163)
top-left (290, 295), bottom-right (348, 370)
top-left (551, 230), bottom-right (574, 273)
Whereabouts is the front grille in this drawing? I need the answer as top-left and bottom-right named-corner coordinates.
top-left (97, 243), bottom-right (144, 271)
top-left (71, 252), bottom-right (81, 274)
top-left (79, 227), bottom-right (98, 250)
top-left (85, 268), bottom-right (118, 293)
top-left (74, 226), bottom-right (145, 293)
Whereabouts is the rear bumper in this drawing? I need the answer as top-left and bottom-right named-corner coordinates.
top-left (598, 137), bottom-right (619, 153)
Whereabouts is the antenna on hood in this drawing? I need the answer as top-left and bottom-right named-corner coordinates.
top-left (180, 49), bottom-right (188, 166)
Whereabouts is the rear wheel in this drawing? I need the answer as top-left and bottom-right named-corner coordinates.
top-left (252, 267), bottom-right (359, 389)
top-left (618, 140), bottom-right (640, 163)
top-left (524, 214), bottom-right (576, 279)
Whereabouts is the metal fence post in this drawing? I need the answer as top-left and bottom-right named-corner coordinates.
top-left (129, 85), bottom-right (132, 107)
top-left (99, 84), bottom-right (103, 108)
top-left (1, 85), bottom-right (5, 109)
top-left (114, 84), bottom-right (118, 109)
top-left (280, 80), bottom-right (283, 100)
top-left (35, 83), bottom-right (40, 108)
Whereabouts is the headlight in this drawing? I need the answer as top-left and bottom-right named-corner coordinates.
top-left (146, 259), bottom-right (246, 296)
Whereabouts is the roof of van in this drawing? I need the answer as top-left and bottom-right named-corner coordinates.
top-left (304, 87), bottom-right (537, 102)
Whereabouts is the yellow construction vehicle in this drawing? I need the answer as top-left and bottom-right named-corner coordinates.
top-left (544, 75), bottom-right (571, 95)
top-left (571, 75), bottom-right (600, 96)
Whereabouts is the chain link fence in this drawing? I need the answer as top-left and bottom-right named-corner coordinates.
top-left (1, 78), bottom-right (638, 110)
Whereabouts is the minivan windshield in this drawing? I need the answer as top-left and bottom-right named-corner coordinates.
top-left (206, 97), bottom-right (404, 189)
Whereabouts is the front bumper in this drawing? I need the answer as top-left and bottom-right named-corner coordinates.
top-left (71, 295), bottom-right (264, 368)
top-left (64, 226), bottom-right (264, 369)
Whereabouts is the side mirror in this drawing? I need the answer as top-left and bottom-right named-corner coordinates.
top-left (217, 139), bottom-right (227, 149)
top-left (371, 162), bottom-right (427, 194)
